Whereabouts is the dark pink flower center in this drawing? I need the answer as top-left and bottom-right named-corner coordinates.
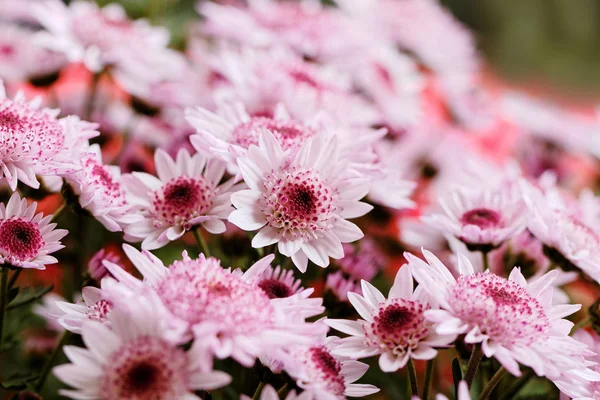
top-left (0, 45), bottom-right (14, 57)
top-left (284, 183), bottom-right (318, 217)
top-left (86, 299), bottom-right (113, 322)
top-left (0, 219), bottom-right (44, 261)
top-left (460, 208), bottom-right (502, 229)
top-left (152, 176), bottom-right (213, 227)
top-left (311, 346), bottom-right (342, 376)
top-left (231, 117), bottom-right (314, 150)
top-left (258, 279), bottom-right (293, 299)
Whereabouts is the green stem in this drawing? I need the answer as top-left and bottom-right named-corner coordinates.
top-left (251, 381), bottom-right (266, 400)
top-left (277, 383), bottom-right (289, 397)
top-left (407, 358), bottom-right (419, 398)
top-left (50, 203), bottom-right (67, 223)
top-left (8, 269), bottom-right (21, 290)
top-left (35, 331), bottom-right (70, 392)
top-left (498, 370), bottom-right (533, 400)
top-left (465, 343), bottom-right (484, 386)
top-left (193, 228), bottom-right (211, 257)
top-left (571, 316), bottom-right (590, 333)
top-left (0, 267), bottom-right (8, 346)
top-left (482, 251), bottom-right (490, 271)
top-left (422, 358), bottom-right (435, 400)
top-left (478, 367), bottom-right (508, 400)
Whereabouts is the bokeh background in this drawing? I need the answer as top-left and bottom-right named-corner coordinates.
top-left (99, 0), bottom-right (600, 101)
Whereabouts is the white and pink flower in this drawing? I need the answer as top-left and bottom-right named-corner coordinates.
top-left (424, 186), bottom-right (527, 250)
top-left (408, 249), bottom-right (592, 381)
top-left (54, 293), bottom-right (231, 400)
top-left (102, 245), bottom-right (324, 367)
top-left (123, 149), bottom-right (235, 250)
top-left (0, 192), bottom-right (67, 270)
top-left (0, 83), bottom-right (98, 190)
top-left (229, 131), bottom-right (372, 272)
top-left (327, 265), bottom-right (454, 372)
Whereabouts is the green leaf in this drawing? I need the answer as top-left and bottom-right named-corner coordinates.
top-left (6, 285), bottom-right (53, 311)
top-left (7, 286), bottom-right (19, 303)
top-left (452, 356), bottom-right (463, 394)
top-left (0, 373), bottom-right (40, 390)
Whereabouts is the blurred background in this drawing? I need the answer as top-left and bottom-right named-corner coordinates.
top-left (97, 0), bottom-right (600, 102)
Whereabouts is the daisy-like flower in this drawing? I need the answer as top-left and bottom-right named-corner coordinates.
top-left (0, 83), bottom-right (98, 190)
top-left (53, 285), bottom-right (113, 334)
top-left (325, 271), bottom-right (362, 303)
top-left (53, 293), bottom-right (231, 400)
top-left (423, 186), bottom-right (527, 251)
top-left (335, 241), bottom-right (384, 282)
top-left (33, 0), bottom-right (184, 79)
top-left (407, 249), bottom-right (591, 380)
top-left (283, 337), bottom-right (380, 399)
top-left (522, 182), bottom-right (600, 283)
top-left (102, 245), bottom-right (324, 367)
top-left (0, 23), bottom-right (66, 83)
top-left (65, 144), bottom-right (138, 232)
top-left (327, 266), bottom-right (454, 372)
top-left (0, 192), bottom-right (67, 269)
top-left (229, 131), bottom-right (372, 272)
top-left (186, 101), bottom-right (385, 178)
top-left (123, 149), bottom-right (235, 250)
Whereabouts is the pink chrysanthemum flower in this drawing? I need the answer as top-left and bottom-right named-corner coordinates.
top-left (210, 47), bottom-right (380, 127)
top-left (186, 101), bottom-right (385, 179)
top-left (53, 285), bottom-right (113, 334)
top-left (325, 271), bottom-right (362, 303)
top-left (284, 338), bottom-right (380, 399)
top-left (33, 0), bottom-right (184, 78)
top-left (0, 192), bottom-right (67, 270)
top-left (0, 83), bottom-right (98, 190)
top-left (522, 182), bottom-right (600, 283)
top-left (554, 330), bottom-right (600, 399)
top-left (65, 144), bottom-right (138, 232)
top-left (335, 241), bottom-right (384, 281)
top-left (408, 249), bottom-right (590, 380)
top-left (103, 245), bottom-right (323, 367)
top-left (53, 294), bottom-right (231, 400)
top-left (0, 23), bottom-right (66, 83)
top-left (87, 247), bottom-right (120, 281)
top-left (123, 149), bottom-right (235, 250)
top-left (424, 186), bottom-right (527, 251)
top-left (327, 266), bottom-right (454, 372)
top-left (229, 131), bottom-right (371, 272)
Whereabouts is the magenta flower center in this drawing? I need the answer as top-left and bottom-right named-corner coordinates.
top-left (262, 168), bottom-right (337, 239)
top-left (258, 278), bottom-right (293, 299)
top-left (151, 176), bottom-right (213, 228)
top-left (448, 272), bottom-right (550, 346)
top-left (103, 336), bottom-right (189, 400)
top-left (304, 345), bottom-right (346, 396)
top-left (0, 218), bottom-right (44, 261)
top-left (460, 208), bottom-right (502, 229)
top-left (155, 259), bottom-right (274, 333)
top-left (231, 117), bottom-right (315, 150)
top-left (365, 299), bottom-right (431, 354)
top-left (0, 99), bottom-right (65, 162)
top-left (86, 299), bottom-right (113, 322)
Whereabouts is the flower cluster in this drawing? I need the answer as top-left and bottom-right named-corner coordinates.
top-left (1, 0), bottom-right (600, 399)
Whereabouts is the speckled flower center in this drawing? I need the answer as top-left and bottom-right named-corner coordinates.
top-left (103, 336), bottom-right (188, 400)
top-left (231, 117), bottom-right (315, 150)
top-left (448, 272), bottom-right (550, 347)
top-left (151, 176), bottom-right (213, 228)
top-left (302, 345), bottom-right (346, 397)
top-left (0, 218), bottom-right (44, 261)
top-left (0, 99), bottom-right (64, 161)
top-left (83, 157), bottom-right (128, 209)
top-left (155, 258), bottom-right (275, 333)
top-left (365, 299), bottom-right (431, 355)
top-left (86, 299), bottom-right (113, 322)
top-left (261, 168), bottom-right (337, 239)
top-left (258, 278), bottom-right (293, 299)
top-left (460, 208), bottom-right (502, 229)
